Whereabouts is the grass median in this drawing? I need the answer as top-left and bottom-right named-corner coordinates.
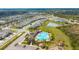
top-left (0, 32), bottom-right (25, 50)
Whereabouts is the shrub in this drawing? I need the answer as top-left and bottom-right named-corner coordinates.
top-left (22, 41), bottom-right (28, 44)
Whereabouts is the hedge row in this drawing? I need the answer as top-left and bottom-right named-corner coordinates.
top-left (0, 32), bottom-right (25, 50)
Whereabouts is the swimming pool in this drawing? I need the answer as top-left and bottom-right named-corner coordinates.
top-left (35, 32), bottom-right (50, 41)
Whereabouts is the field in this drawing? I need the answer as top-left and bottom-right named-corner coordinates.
top-left (58, 24), bottom-right (79, 50)
top-left (27, 19), bottom-right (73, 50)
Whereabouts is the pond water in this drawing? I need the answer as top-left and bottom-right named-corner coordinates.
top-left (47, 22), bottom-right (61, 27)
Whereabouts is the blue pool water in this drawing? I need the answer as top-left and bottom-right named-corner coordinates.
top-left (35, 32), bottom-right (49, 41)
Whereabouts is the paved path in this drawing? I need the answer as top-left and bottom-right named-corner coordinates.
top-left (49, 45), bottom-right (64, 50)
top-left (49, 46), bottom-right (59, 50)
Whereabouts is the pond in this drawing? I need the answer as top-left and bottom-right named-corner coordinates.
top-left (47, 22), bottom-right (61, 27)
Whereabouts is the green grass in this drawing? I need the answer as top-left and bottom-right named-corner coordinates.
top-left (38, 26), bottom-right (72, 49)
top-left (58, 25), bottom-right (79, 50)
top-left (28, 20), bottom-right (73, 50)
top-left (38, 20), bottom-right (73, 50)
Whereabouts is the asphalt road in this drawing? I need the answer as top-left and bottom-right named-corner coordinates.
top-left (5, 32), bottom-right (36, 50)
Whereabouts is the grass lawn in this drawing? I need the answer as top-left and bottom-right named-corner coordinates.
top-left (28, 19), bottom-right (73, 50)
top-left (38, 26), bottom-right (72, 49)
top-left (38, 20), bottom-right (73, 50)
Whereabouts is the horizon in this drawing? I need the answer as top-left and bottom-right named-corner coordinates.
top-left (0, 8), bottom-right (79, 11)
